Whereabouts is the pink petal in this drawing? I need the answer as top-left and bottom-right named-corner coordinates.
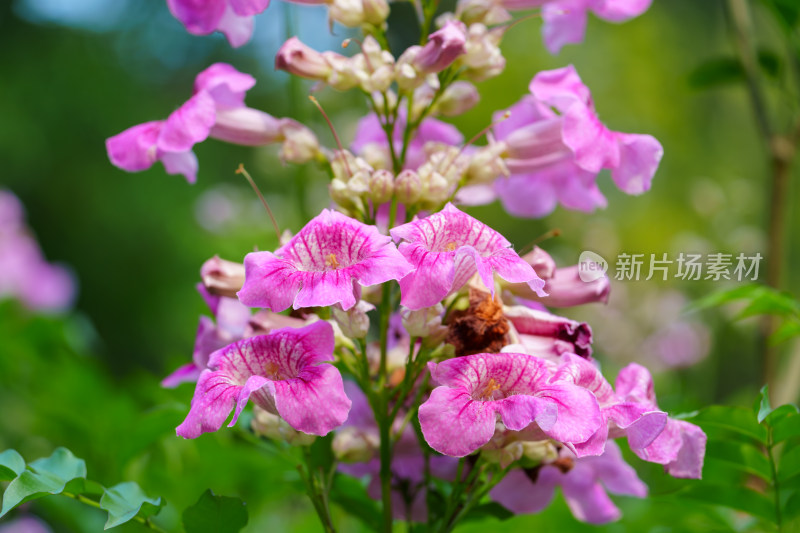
top-left (161, 362), bottom-right (203, 388)
top-left (541, 1), bottom-right (591, 54)
top-left (216, 4), bottom-right (255, 48)
top-left (418, 387), bottom-right (498, 456)
top-left (272, 364), bottom-right (352, 435)
top-left (610, 132), bottom-right (663, 195)
top-left (560, 464), bottom-right (622, 524)
top-left (491, 468), bottom-right (559, 514)
top-left (591, 441), bottom-right (648, 497)
top-left (562, 102), bottom-right (620, 173)
top-left (229, 0), bottom-right (271, 16)
top-left (495, 174), bottom-right (559, 218)
top-left (593, 0), bottom-right (652, 21)
top-left (159, 150), bottom-right (199, 184)
top-left (167, 0), bottom-right (227, 34)
top-left (176, 370), bottom-right (240, 438)
top-left (529, 64), bottom-right (591, 112)
top-left (194, 63), bottom-right (256, 108)
top-left (397, 244), bottom-right (456, 309)
top-left (106, 121), bottom-right (162, 172)
top-left (158, 91), bottom-right (216, 153)
top-left (536, 382), bottom-right (602, 447)
top-left (237, 251), bottom-right (302, 311)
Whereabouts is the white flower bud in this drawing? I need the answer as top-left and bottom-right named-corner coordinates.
top-left (394, 169), bottom-right (422, 204)
top-left (402, 304), bottom-right (448, 346)
top-left (252, 406), bottom-right (316, 446)
top-left (368, 169), bottom-right (394, 204)
top-left (482, 441), bottom-right (523, 468)
top-left (465, 142), bottom-right (509, 184)
top-left (436, 81), bottom-right (480, 117)
top-left (455, 0), bottom-right (511, 25)
top-left (280, 122), bottom-right (321, 164)
top-left (332, 301), bottom-right (374, 339)
top-left (332, 426), bottom-right (379, 462)
top-left (521, 440), bottom-right (559, 464)
top-left (362, 0), bottom-right (390, 25)
top-left (458, 24), bottom-right (506, 82)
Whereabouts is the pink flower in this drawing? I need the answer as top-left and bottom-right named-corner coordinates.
top-left (351, 110), bottom-right (463, 171)
top-left (508, 247), bottom-right (610, 307)
top-left (0, 191), bottom-right (75, 313)
top-left (490, 441), bottom-right (647, 524)
top-left (107, 63), bottom-right (295, 183)
top-left (486, 65), bottom-right (662, 218)
top-left (162, 284), bottom-right (251, 388)
top-left (504, 305), bottom-right (593, 359)
top-left (553, 354), bottom-right (668, 457)
top-left (238, 209), bottom-right (413, 311)
top-left (177, 320), bottom-right (351, 438)
top-left (541, 0), bottom-right (653, 54)
top-left (390, 204), bottom-right (546, 310)
top-left (614, 363), bottom-right (706, 478)
top-left (418, 352), bottom-right (602, 457)
top-left (166, 0), bottom-right (270, 48)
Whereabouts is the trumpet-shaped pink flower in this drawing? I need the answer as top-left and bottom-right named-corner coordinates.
top-left (490, 441), bottom-right (647, 524)
top-left (507, 247), bottom-right (610, 307)
top-left (390, 204), bottom-right (546, 310)
top-left (177, 320), bottom-right (351, 438)
top-left (614, 363), bottom-right (706, 478)
top-left (238, 209), bottom-right (413, 311)
top-left (553, 354), bottom-right (668, 457)
top-left (162, 284), bottom-right (251, 388)
top-left (351, 110), bottom-right (463, 170)
top-left (107, 63), bottom-right (296, 183)
top-left (418, 352), bottom-right (601, 457)
top-left (167, 0), bottom-right (271, 48)
top-left (504, 305), bottom-right (593, 359)
top-left (485, 65), bottom-right (662, 218)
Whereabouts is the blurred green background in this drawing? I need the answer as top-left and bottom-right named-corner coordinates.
top-left (1, 0), bottom-right (799, 530)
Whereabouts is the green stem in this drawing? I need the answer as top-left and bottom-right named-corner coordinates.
top-left (767, 427), bottom-right (783, 530)
top-left (300, 448), bottom-right (337, 533)
top-left (376, 282), bottom-right (395, 532)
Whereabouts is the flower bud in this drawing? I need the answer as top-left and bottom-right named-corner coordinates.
top-left (521, 440), bottom-right (559, 464)
top-left (279, 121), bottom-right (321, 164)
top-left (414, 20), bottom-right (468, 74)
top-left (455, 0), bottom-right (511, 25)
top-left (362, 0), bottom-right (390, 25)
top-left (332, 426), bottom-right (379, 462)
top-left (252, 406), bottom-right (316, 446)
top-left (330, 178), bottom-right (356, 209)
top-left (402, 304), bottom-right (448, 346)
top-left (465, 142), bottom-right (508, 184)
top-left (459, 24), bottom-right (506, 82)
top-left (275, 37), bottom-right (333, 80)
top-left (368, 169), bottom-right (394, 204)
top-left (394, 169), bottom-right (422, 204)
top-left (482, 441), bottom-right (523, 468)
top-left (201, 256), bottom-right (245, 298)
top-left (436, 81), bottom-right (480, 116)
top-left (210, 108), bottom-right (283, 146)
top-left (332, 300), bottom-right (374, 339)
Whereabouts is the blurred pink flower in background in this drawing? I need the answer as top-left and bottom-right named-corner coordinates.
top-left (0, 190), bottom-right (76, 313)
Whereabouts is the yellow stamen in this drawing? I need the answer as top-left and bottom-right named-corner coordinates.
top-left (445, 242), bottom-right (458, 252)
top-left (478, 378), bottom-right (502, 400)
top-left (264, 361), bottom-right (281, 378)
top-left (325, 253), bottom-right (340, 269)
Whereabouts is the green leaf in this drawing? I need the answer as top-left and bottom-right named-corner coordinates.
top-left (99, 482), bottom-right (163, 530)
top-left (769, 320), bottom-right (800, 345)
top-left (690, 406), bottom-right (767, 443)
top-left (677, 483), bottom-right (775, 522)
top-left (1, 448), bottom-right (87, 518)
top-left (182, 489), bottom-right (248, 533)
top-left (0, 450), bottom-right (25, 481)
top-left (706, 441), bottom-right (772, 481)
top-left (329, 474), bottom-right (382, 531)
top-left (461, 502), bottom-right (514, 522)
top-left (756, 385), bottom-right (773, 423)
top-left (687, 52), bottom-right (782, 90)
top-left (784, 490), bottom-right (800, 521)
top-left (773, 409), bottom-right (800, 443)
top-left (687, 284), bottom-right (765, 312)
top-left (778, 444), bottom-right (800, 483)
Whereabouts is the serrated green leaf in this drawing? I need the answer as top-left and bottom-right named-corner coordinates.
top-left (677, 483), bottom-right (775, 522)
top-left (756, 385), bottom-right (773, 423)
top-left (329, 474), bottom-right (382, 531)
top-left (99, 481), bottom-right (163, 529)
top-left (778, 445), bottom-right (800, 483)
top-left (706, 441), bottom-right (772, 481)
top-left (0, 450), bottom-right (25, 481)
top-left (0, 448), bottom-right (87, 518)
top-left (773, 410), bottom-right (800, 443)
top-left (182, 489), bottom-right (248, 533)
top-left (690, 406), bottom-right (767, 443)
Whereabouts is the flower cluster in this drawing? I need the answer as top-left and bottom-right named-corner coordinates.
top-left (111, 0), bottom-right (706, 528)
